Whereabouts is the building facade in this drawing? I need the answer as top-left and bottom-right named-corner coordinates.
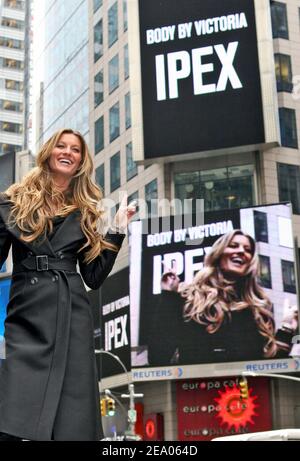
top-left (0, 0), bottom-right (27, 157)
top-left (22, 0), bottom-right (32, 150)
top-left (89, 0), bottom-right (164, 271)
top-left (36, 0), bottom-right (89, 146)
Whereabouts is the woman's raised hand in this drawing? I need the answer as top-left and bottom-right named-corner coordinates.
top-left (161, 261), bottom-right (180, 292)
top-left (113, 194), bottom-right (137, 232)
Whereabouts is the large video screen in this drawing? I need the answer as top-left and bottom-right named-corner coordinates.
top-left (128, 0), bottom-right (279, 162)
top-left (88, 267), bottom-right (131, 379)
top-left (130, 203), bottom-right (299, 377)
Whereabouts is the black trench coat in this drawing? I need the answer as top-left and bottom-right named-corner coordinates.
top-left (0, 195), bottom-right (124, 441)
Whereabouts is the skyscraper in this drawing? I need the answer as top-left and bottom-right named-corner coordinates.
top-left (22, 0), bottom-right (32, 150)
top-left (36, 0), bottom-right (89, 145)
top-left (0, 0), bottom-right (26, 157)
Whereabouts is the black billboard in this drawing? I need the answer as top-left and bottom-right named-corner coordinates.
top-left (130, 204), bottom-right (299, 376)
top-left (129, 0), bottom-right (279, 162)
top-left (89, 267), bottom-right (131, 379)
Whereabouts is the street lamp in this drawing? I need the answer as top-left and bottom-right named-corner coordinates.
top-left (95, 349), bottom-right (143, 440)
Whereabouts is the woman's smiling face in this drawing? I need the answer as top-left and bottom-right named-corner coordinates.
top-left (48, 133), bottom-right (82, 180)
top-left (219, 234), bottom-right (253, 278)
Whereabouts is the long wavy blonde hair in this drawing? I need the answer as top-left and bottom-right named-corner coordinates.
top-left (4, 128), bottom-right (116, 263)
top-left (180, 230), bottom-right (278, 358)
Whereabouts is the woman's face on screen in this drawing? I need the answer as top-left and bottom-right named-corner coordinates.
top-left (219, 234), bottom-right (253, 279)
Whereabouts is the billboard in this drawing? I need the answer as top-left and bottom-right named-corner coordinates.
top-left (176, 376), bottom-right (272, 441)
top-left (130, 203), bottom-right (299, 379)
top-left (128, 0), bottom-right (279, 163)
top-left (89, 267), bottom-right (131, 379)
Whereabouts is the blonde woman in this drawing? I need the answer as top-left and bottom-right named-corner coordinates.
top-left (149, 230), bottom-right (297, 366)
top-left (0, 129), bottom-right (136, 441)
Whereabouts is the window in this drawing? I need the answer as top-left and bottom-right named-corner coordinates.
top-left (0, 37), bottom-right (23, 50)
top-left (281, 260), bottom-right (296, 293)
top-left (0, 99), bottom-right (23, 112)
top-left (123, 0), bottom-right (128, 31)
top-left (95, 163), bottom-right (104, 191)
top-left (94, 70), bottom-right (103, 108)
top-left (108, 2), bottom-right (118, 47)
top-left (0, 121), bottom-right (22, 133)
top-left (1, 17), bottom-right (24, 29)
top-left (145, 179), bottom-right (158, 217)
top-left (5, 79), bottom-right (23, 91)
top-left (259, 255), bottom-right (272, 289)
top-left (109, 102), bottom-right (120, 142)
top-left (124, 44), bottom-right (129, 79)
top-left (0, 57), bottom-right (23, 70)
top-left (271, 1), bottom-right (289, 39)
top-left (125, 92), bottom-right (131, 129)
top-left (0, 143), bottom-right (20, 155)
top-left (279, 108), bottom-right (298, 148)
top-left (254, 211), bottom-right (268, 243)
top-left (4, 0), bottom-right (24, 10)
top-left (94, 19), bottom-right (103, 62)
top-left (93, 0), bottom-right (102, 13)
top-left (110, 152), bottom-right (120, 192)
top-left (126, 142), bottom-right (137, 181)
top-left (278, 163), bottom-right (300, 215)
top-left (275, 54), bottom-right (293, 92)
top-left (109, 55), bottom-right (119, 93)
top-left (95, 116), bottom-right (104, 154)
top-left (174, 165), bottom-right (255, 212)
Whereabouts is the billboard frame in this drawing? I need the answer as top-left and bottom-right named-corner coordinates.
top-left (129, 202), bottom-right (300, 382)
top-left (128, 0), bottom-right (280, 164)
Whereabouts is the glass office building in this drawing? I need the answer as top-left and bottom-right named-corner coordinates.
top-left (38, 0), bottom-right (89, 143)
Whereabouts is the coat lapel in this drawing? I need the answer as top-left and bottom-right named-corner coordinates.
top-left (0, 197), bottom-right (84, 256)
top-left (0, 199), bottom-right (56, 256)
top-left (49, 210), bottom-right (85, 252)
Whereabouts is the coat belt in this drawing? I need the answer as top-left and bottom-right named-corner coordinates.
top-left (12, 254), bottom-right (77, 274)
top-left (11, 253), bottom-right (78, 439)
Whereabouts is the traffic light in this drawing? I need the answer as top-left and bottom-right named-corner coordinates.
top-left (239, 377), bottom-right (249, 399)
top-left (106, 397), bottom-right (116, 416)
top-left (100, 398), bottom-right (107, 416)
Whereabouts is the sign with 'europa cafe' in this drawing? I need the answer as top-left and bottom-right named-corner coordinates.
top-left (128, 0), bottom-right (280, 163)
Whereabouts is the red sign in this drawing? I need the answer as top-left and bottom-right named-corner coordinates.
top-left (176, 377), bottom-right (272, 441)
top-left (135, 403), bottom-right (144, 439)
top-left (143, 413), bottom-right (164, 441)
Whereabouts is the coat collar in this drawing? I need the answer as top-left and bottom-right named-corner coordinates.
top-left (49, 209), bottom-right (85, 252)
top-left (0, 197), bottom-right (85, 256)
